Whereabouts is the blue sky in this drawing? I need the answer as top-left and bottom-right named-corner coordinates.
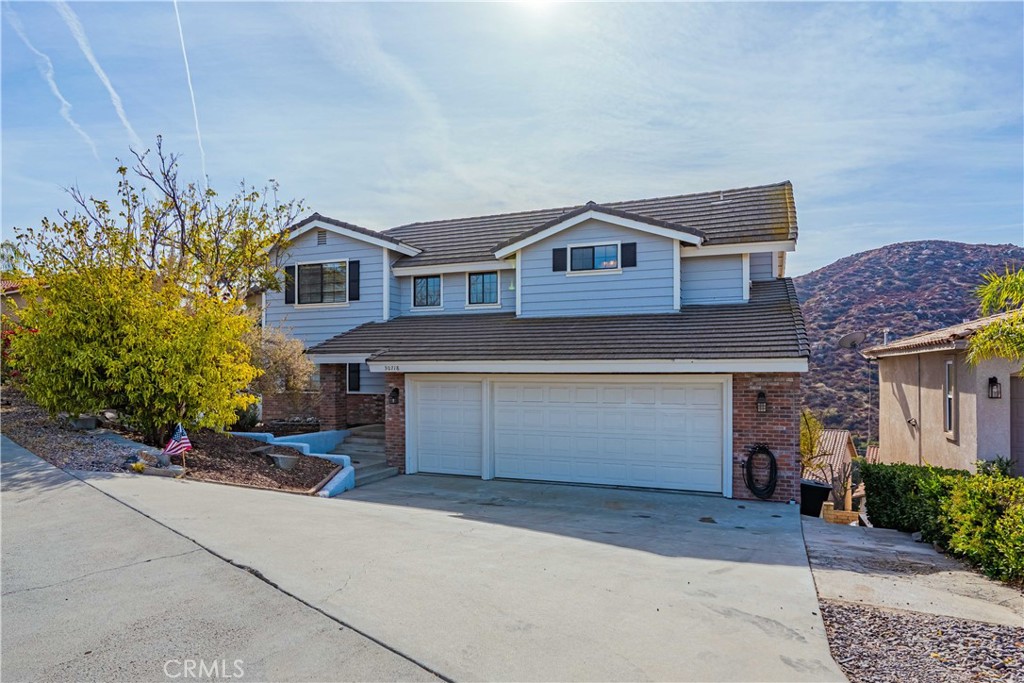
top-left (2, 1), bottom-right (1022, 275)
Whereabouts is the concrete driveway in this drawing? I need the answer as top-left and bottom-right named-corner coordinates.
top-left (1, 436), bottom-right (438, 682)
top-left (72, 466), bottom-right (844, 682)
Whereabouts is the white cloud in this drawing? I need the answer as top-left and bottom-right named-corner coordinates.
top-left (3, 2), bottom-right (98, 159)
top-left (54, 0), bottom-right (142, 149)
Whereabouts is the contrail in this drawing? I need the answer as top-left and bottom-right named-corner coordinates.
top-left (173, 0), bottom-right (207, 185)
top-left (3, 3), bottom-right (98, 159)
top-left (54, 0), bottom-right (143, 149)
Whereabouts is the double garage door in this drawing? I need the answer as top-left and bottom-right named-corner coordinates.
top-left (411, 376), bottom-right (727, 493)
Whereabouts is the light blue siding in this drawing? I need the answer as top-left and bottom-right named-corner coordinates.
top-left (397, 270), bottom-right (515, 315)
top-left (680, 254), bottom-right (744, 304)
top-left (387, 257), bottom-right (402, 321)
top-left (518, 219), bottom-right (676, 317)
top-left (354, 363), bottom-right (385, 394)
top-left (264, 229), bottom-right (386, 347)
top-left (750, 252), bottom-right (773, 281)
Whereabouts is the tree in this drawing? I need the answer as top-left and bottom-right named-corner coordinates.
top-left (7, 138), bottom-right (303, 445)
top-left (968, 266), bottom-right (1024, 369)
top-left (245, 325), bottom-right (315, 395)
top-left (800, 408), bottom-right (826, 476)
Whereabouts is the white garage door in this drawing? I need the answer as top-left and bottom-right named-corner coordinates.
top-left (413, 381), bottom-right (483, 475)
top-left (493, 380), bottom-right (724, 492)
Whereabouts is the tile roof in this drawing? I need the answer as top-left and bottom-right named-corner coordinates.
top-left (863, 445), bottom-right (879, 463)
top-left (384, 181), bottom-right (797, 268)
top-left (806, 429), bottom-right (856, 485)
top-left (308, 279), bottom-right (809, 362)
top-left (288, 212), bottom-right (414, 250)
top-left (861, 311), bottom-right (1015, 357)
top-left (490, 202), bottom-right (706, 255)
top-left (1, 279), bottom-right (21, 294)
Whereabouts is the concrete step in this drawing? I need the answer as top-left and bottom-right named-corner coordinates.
top-left (349, 455), bottom-right (387, 468)
top-left (355, 465), bottom-right (399, 487)
top-left (349, 424), bottom-right (385, 435)
top-left (333, 444), bottom-right (386, 458)
top-left (343, 435), bottom-right (386, 446)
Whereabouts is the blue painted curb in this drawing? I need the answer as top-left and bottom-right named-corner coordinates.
top-left (233, 430), bottom-right (355, 496)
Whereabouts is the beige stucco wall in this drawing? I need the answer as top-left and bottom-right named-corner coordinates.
top-left (0, 291), bottom-right (27, 323)
top-left (877, 350), bottom-right (1019, 472)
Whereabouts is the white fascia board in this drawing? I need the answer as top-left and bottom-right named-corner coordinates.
top-left (368, 358), bottom-right (808, 374)
top-left (862, 342), bottom-right (966, 360)
top-left (308, 353), bottom-right (371, 365)
top-left (290, 220), bottom-right (421, 256)
top-left (493, 210), bottom-right (702, 259)
top-left (680, 240), bottom-right (796, 258)
top-left (392, 259), bottom-right (515, 277)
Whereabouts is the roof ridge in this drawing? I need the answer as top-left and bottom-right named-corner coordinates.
top-left (383, 180), bottom-right (793, 233)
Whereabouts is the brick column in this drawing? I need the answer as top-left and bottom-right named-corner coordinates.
top-left (318, 364), bottom-right (348, 431)
top-left (384, 372), bottom-right (407, 472)
top-left (732, 373), bottom-right (801, 503)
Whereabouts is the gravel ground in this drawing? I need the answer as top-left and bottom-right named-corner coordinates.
top-left (1, 387), bottom-right (137, 471)
top-left (821, 599), bottom-right (1024, 683)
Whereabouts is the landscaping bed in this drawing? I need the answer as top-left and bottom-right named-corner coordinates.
top-left (1, 386), bottom-right (336, 494)
top-left (174, 430), bottom-right (337, 493)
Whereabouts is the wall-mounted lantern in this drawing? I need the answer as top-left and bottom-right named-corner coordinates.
top-left (988, 377), bottom-right (1002, 400)
top-left (389, 387), bottom-right (401, 405)
top-left (756, 391), bottom-right (768, 414)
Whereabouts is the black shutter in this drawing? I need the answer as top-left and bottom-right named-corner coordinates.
top-left (552, 248), bottom-right (567, 272)
top-left (347, 363), bottom-right (361, 392)
top-left (621, 242), bottom-right (637, 268)
top-left (349, 260), bottom-right (360, 301)
top-left (284, 265), bottom-right (295, 304)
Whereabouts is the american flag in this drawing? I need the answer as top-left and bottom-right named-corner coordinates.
top-left (163, 423), bottom-right (193, 456)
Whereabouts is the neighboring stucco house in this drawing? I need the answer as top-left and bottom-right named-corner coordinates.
top-left (264, 181), bottom-right (810, 502)
top-left (805, 429), bottom-right (857, 510)
top-left (862, 313), bottom-right (1023, 476)
top-left (1, 279), bottom-right (28, 322)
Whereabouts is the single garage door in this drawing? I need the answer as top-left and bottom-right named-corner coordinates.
top-left (413, 380), bottom-right (483, 475)
top-left (493, 380), bottom-right (724, 492)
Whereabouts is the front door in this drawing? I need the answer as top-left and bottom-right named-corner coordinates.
top-left (1011, 377), bottom-right (1024, 477)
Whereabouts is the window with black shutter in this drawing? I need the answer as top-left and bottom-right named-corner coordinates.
top-left (284, 265), bottom-right (295, 304)
top-left (295, 261), bottom-right (348, 305)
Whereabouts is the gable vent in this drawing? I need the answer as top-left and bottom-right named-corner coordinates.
top-left (317, 229), bottom-right (327, 246)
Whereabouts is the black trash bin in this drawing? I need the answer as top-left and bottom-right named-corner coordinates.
top-left (800, 479), bottom-right (832, 517)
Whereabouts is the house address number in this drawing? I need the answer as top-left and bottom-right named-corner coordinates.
top-left (384, 365), bottom-right (400, 372)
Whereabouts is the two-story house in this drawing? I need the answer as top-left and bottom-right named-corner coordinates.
top-left (264, 181), bottom-right (809, 502)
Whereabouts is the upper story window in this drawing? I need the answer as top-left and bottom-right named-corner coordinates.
top-left (413, 275), bottom-right (442, 308)
top-left (467, 272), bottom-right (499, 306)
top-left (298, 261), bottom-right (347, 305)
top-left (944, 359), bottom-right (957, 435)
top-left (570, 243), bottom-right (619, 272)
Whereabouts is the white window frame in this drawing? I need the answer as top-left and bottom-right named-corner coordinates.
top-left (411, 274), bottom-right (444, 310)
top-left (293, 258), bottom-right (350, 308)
top-left (465, 271), bottom-right (501, 309)
top-left (944, 358), bottom-right (957, 437)
top-left (566, 240), bottom-right (622, 276)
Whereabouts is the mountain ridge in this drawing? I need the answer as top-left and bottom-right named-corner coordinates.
top-left (793, 239), bottom-right (1023, 446)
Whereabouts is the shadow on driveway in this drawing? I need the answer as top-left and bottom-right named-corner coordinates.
top-left (342, 473), bottom-right (806, 565)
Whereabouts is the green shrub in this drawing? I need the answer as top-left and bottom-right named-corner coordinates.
top-left (943, 473), bottom-right (1024, 582)
top-left (861, 462), bottom-right (966, 542)
top-left (232, 400), bottom-right (261, 432)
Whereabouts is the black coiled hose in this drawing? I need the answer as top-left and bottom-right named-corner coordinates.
top-left (744, 443), bottom-right (778, 500)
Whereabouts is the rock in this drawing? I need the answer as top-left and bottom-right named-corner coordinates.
top-left (912, 531), bottom-right (923, 542)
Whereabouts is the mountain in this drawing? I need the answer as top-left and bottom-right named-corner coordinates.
top-left (793, 240), bottom-right (1024, 447)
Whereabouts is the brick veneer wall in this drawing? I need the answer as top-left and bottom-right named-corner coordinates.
top-left (348, 394), bottom-right (385, 426)
top-left (318, 364), bottom-right (348, 431)
top-left (260, 390), bottom-right (320, 423)
top-left (384, 372), bottom-right (406, 472)
top-left (732, 372), bottom-right (802, 503)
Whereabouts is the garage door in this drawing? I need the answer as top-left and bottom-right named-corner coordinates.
top-left (413, 381), bottom-right (483, 475)
top-left (492, 380), bottom-right (724, 492)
